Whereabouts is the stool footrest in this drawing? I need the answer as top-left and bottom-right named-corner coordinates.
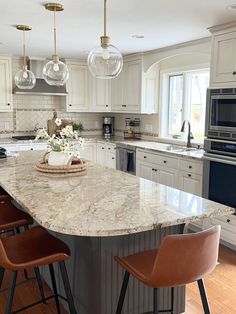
top-left (142, 310), bottom-right (173, 314)
top-left (12, 295), bottom-right (55, 314)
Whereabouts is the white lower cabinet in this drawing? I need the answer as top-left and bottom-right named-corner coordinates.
top-left (178, 171), bottom-right (202, 197)
top-left (79, 142), bottom-right (97, 163)
top-left (96, 142), bottom-right (116, 169)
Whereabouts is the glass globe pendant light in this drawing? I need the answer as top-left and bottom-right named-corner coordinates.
top-left (43, 3), bottom-right (69, 86)
top-left (14, 25), bottom-right (36, 89)
top-left (87, 0), bottom-right (123, 79)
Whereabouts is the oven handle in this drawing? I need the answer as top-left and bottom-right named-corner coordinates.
top-left (203, 153), bottom-right (236, 165)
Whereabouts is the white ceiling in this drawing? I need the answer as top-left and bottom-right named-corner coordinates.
top-left (0, 0), bottom-right (236, 59)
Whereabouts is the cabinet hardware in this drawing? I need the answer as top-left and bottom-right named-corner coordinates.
top-left (69, 104), bottom-right (72, 107)
top-left (152, 168), bottom-right (154, 171)
top-left (122, 105), bottom-right (126, 107)
top-left (108, 148), bottom-right (111, 150)
top-left (233, 71), bottom-right (236, 75)
top-left (112, 157), bottom-right (115, 160)
top-left (102, 147), bottom-right (105, 150)
top-left (7, 103), bottom-right (10, 106)
top-left (227, 219), bottom-right (231, 223)
top-left (189, 166), bottom-right (192, 169)
top-left (154, 169), bottom-right (157, 172)
top-left (30, 148), bottom-right (33, 151)
top-left (163, 160), bottom-right (167, 164)
top-left (144, 156), bottom-right (147, 159)
top-left (188, 174), bottom-right (191, 177)
top-left (106, 105), bottom-right (108, 107)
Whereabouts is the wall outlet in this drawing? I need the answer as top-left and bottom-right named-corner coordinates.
top-left (145, 124), bottom-right (153, 132)
top-left (4, 122), bottom-right (10, 130)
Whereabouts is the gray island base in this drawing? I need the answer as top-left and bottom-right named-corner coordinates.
top-left (46, 224), bottom-right (185, 314)
top-left (0, 151), bottom-right (233, 314)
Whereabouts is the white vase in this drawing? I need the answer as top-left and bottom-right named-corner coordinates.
top-left (47, 151), bottom-right (72, 166)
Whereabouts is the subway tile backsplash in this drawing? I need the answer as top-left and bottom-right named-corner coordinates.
top-left (0, 57), bottom-right (158, 139)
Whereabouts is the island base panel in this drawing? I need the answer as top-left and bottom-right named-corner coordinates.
top-left (42, 225), bottom-right (185, 314)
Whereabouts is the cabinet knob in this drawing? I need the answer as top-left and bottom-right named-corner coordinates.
top-left (144, 156), bottom-right (147, 159)
top-left (155, 169), bottom-right (157, 172)
top-left (122, 105), bottom-right (126, 107)
top-left (108, 148), bottom-right (111, 150)
top-left (106, 105), bottom-right (108, 108)
top-left (69, 104), bottom-right (72, 107)
top-left (30, 148), bottom-right (33, 151)
top-left (189, 165), bottom-right (192, 169)
top-left (102, 147), bottom-right (105, 150)
top-left (163, 160), bottom-right (167, 164)
top-left (112, 157), bottom-right (115, 160)
top-left (233, 71), bottom-right (236, 75)
top-left (227, 219), bottom-right (231, 223)
top-left (188, 174), bottom-right (191, 177)
top-left (152, 168), bottom-right (154, 171)
top-left (7, 103), bottom-right (10, 106)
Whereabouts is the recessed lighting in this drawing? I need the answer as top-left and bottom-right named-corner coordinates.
top-left (131, 34), bottom-right (145, 39)
top-left (227, 4), bottom-right (236, 10)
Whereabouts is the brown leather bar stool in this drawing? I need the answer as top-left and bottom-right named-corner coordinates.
top-left (114, 226), bottom-right (221, 314)
top-left (0, 225), bottom-right (77, 314)
top-left (0, 195), bottom-right (33, 235)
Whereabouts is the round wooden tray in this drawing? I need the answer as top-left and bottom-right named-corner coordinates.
top-left (36, 159), bottom-right (87, 174)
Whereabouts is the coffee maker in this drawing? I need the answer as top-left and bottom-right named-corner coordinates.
top-left (103, 117), bottom-right (115, 139)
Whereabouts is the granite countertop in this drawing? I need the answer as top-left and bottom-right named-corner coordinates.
top-left (0, 136), bottom-right (204, 160)
top-left (0, 151), bottom-right (233, 237)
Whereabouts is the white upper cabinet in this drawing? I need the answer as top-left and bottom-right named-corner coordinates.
top-left (66, 62), bottom-right (89, 112)
top-left (0, 57), bottom-right (12, 112)
top-left (111, 57), bottom-right (159, 113)
top-left (89, 75), bottom-right (110, 112)
top-left (209, 23), bottom-right (236, 87)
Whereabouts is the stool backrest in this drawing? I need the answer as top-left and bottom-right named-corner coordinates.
top-left (148, 226), bottom-right (221, 287)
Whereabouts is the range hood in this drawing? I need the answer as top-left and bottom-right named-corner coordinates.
top-left (13, 59), bottom-right (68, 96)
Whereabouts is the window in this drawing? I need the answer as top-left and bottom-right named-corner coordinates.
top-left (162, 68), bottom-right (209, 140)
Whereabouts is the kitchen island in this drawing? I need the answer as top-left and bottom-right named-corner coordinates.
top-left (0, 151), bottom-right (234, 314)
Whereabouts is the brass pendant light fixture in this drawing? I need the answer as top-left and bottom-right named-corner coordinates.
top-left (87, 0), bottom-right (123, 79)
top-left (43, 3), bottom-right (69, 86)
top-left (14, 25), bottom-right (36, 89)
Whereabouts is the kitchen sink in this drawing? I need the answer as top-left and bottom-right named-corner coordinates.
top-left (165, 145), bottom-right (198, 152)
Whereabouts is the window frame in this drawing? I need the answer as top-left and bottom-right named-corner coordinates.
top-left (159, 63), bottom-right (209, 140)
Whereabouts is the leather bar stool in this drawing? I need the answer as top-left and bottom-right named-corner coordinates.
top-left (0, 195), bottom-right (33, 235)
top-left (114, 226), bottom-right (221, 314)
top-left (0, 225), bottom-right (77, 314)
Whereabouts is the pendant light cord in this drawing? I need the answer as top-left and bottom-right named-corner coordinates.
top-left (23, 29), bottom-right (26, 69)
top-left (104, 0), bottom-right (107, 36)
top-left (54, 8), bottom-right (57, 56)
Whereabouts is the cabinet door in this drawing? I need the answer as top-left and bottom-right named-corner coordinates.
top-left (158, 168), bottom-right (177, 188)
top-left (124, 60), bottom-right (142, 112)
top-left (106, 152), bottom-right (116, 169)
top-left (67, 64), bottom-right (88, 112)
top-left (0, 57), bottom-right (12, 112)
top-left (111, 71), bottom-right (125, 111)
top-left (212, 32), bottom-right (236, 84)
top-left (96, 143), bottom-right (106, 165)
top-left (136, 160), bottom-right (153, 181)
top-left (179, 171), bottom-right (202, 196)
top-left (80, 142), bottom-right (96, 163)
top-left (90, 77), bottom-right (110, 112)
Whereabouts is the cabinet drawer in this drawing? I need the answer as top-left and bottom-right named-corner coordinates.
top-left (137, 149), bottom-right (178, 169)
top-left (179, 159), bottom-right (203, 175)
top-left (211, 215), bottom-right (236, 235)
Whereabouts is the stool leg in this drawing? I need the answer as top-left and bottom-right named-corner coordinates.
top-left (153, 288), bottom-right (159, 314)
top-left (171, 287), bottom-right (174, 314)
top-left (197, 279), bottom-right (211, 314)
top-left (5, 271), bottom-right (17, 314)
top-left (34, 267), bottom-right (46, 304)
top-left (59, 261), bottom-right (77, 314)
top-left (116, 271), bottom-right (130, 314)
top-left (0, 267), bottom-right (5, 289)
top-left (49, 264), bottom-right (61, 314)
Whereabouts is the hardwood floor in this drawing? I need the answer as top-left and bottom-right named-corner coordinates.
top-left (0, 245), bottom-right (235, 313)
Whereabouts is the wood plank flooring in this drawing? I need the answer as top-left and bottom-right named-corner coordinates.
top-left (0, 245), bottom-right (235, 313)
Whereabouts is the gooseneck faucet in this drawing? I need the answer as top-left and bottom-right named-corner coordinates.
top-left (180, 120), bottom-right (194, 148)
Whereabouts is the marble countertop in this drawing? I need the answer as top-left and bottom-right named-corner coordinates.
top-left (0, 136), bottom-right (204, 160)
top-left (0, 151), bottom-right (233, 237)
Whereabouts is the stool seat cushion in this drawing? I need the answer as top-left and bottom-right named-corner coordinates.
top-left (0, 226), bottom-right (70, 270)
top-left (0, 200), bottom-right (33, 232)
top-left (114, 249), bottom-right (158, 283)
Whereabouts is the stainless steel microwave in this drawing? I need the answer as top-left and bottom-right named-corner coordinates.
top-left (205, 89), bottom-right (236, 140)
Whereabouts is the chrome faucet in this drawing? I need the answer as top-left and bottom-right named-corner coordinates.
top-left (180, 120), bottom-right (194, 148)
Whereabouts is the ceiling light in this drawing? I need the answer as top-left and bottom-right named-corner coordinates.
top-left (43, 3), bottom-right (69, 86)
top-left (87, 0), bottom-right (123, 80)
top-left (131, 35), bottom-right (145, 39)
top-left (14, 25), bottom-right (36, 90)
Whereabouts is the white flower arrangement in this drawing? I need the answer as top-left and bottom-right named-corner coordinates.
top-left (36, 120), bottom-right (84, 159)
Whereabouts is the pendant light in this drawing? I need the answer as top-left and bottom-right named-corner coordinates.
top-left (87, 0), bottom-right (123, 79)
top-left (14, 25), bottom-right (36, 89)
top-left (43, 3), bottom-right (69, 86)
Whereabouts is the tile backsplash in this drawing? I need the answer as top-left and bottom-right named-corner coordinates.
top-left (0, 57), bottom-right (159, 139)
